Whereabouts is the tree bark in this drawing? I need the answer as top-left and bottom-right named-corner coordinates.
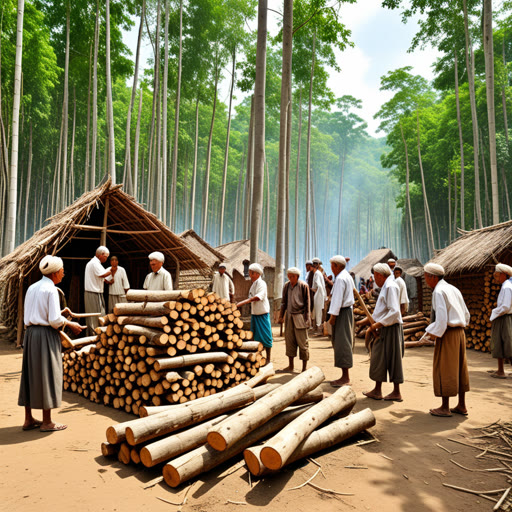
top-left (161, 0), bottom-right (170, 223)
top-left (190, 95), bottom-right (200, 230)
top-left (400, 121), bottom-right (414, 256)
top-left (105, 0), bottom-right (116, 184)
top-left (294, 87), bottom-right (302, 266)
top-left (454, 50), bottom-right (465, 231)
top-left (244, 96), bottom-right (255, 239)
top-left (60, 2), bottom-right (70, 208)
top-left (133, 89), bottom-right (143, 199)
top-left (23, 122), bottom-right (32, 241)
top-left (90, 0), bottom-right (100, 190)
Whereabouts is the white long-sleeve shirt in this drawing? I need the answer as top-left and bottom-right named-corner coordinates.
top-left (372, 276), bottom-right (402, 326)
top-left (84, 256), bottom-right (108, 293)
top-left (426, 279), bottom-right (470, 338)
top-left (248, 277), bottom-right (270, 315)
top-left (212, 272), bottom-right (235, 300)
top-left (490, 278), bottom-right (512, 322)
top-left (395, 276), bottom-right (409, 310)
top-left (143, 267), bottom-right (173, 290)
top-left (105, 266), bottom-right (130, 295)
top-left (311, 269), bottom-right (326, 301)
top-left (24, 276), bottom-right (66, 329)
top-left (328, 269), bottom-right (354, 316)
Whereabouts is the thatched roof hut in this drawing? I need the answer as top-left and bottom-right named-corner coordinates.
top-left (178, 229), bottom-right (224, 289)
top-left (396, 258), bottom-right (425, 313)
top-left (0, 181), bottom-right (208, 340)
top-left (351, 248), bottom-right (398, 281)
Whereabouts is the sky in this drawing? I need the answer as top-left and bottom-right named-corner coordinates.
top-left (124, 0), bottom-right (441, 137)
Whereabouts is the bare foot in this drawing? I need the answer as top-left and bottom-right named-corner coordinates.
top-left (450, 407), bottom-right (468, 416)
top-left (331, 379), bottom-right (351, 387)
top-left (276, 366), bottom-right (294, 373)
top-left (22, 419), bottom-right (43, 431)
top-left (383, 393), bottom-right (403, 402)
top-left (363, 391), bottom-right (383, 400)
top-left (429, 407), bottom-right (452, 417)
top-left (39, 422), bottom-right (67, 432)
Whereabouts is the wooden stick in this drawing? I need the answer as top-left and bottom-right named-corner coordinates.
top-left (493, 487), bottom-right (511, 511)
top-left (443, 483), bottom-right (509, 496)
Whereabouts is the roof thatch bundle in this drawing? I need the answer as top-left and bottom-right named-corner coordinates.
top-left (216, 239), bottom-right (276, 278)
top-left (351, 248), bottom-right (397, 281)
top-left (0, 181), bottom-right (208, 334)
top-left (396, 258), bottom-right (424, 278)
top-left (430, 219), bottom-right (512, 275)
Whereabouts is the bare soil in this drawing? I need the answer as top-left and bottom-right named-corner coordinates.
top-left (1, 330), bottom-right (511, 512)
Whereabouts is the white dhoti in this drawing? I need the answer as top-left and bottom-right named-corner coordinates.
top-left (313, 291), bottom-right (325, 328)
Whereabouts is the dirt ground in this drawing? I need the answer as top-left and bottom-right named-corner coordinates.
top-left (1, 329), bottom-right (511, 512)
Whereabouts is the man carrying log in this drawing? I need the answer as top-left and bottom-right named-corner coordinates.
top-left (424, 263), bottom-right (470, 417)
top-left (211, 263), bottom-right (234, 302)
top-left (489, 263), bottom-right (512, 379)
top-left (277, 267), bottom-right (311, 373)
top-left (19, 256), bottom-right (84, 432)
top-left (84, 246), bottom-right (112, 335)
top-left (327, 255), bottom-right (355, 387)
top-left (105, 256), bottom-right (130, 313)
top-left (311, 258), bottom-right (327, 336)
top-left (393, 266), bottom-right (409, 316)
top-left (143, 252), bottom-right (173, 291)
top-left (357, 263), bottom-right (404, 402)
top-left (236, 263), bottom-right (272, 363)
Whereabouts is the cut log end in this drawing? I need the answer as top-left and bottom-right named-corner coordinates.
top-left (101, 442), bottom-right (117, 457)
top-left (243, 448), bottom-right (263, 476)
top-left (162, 464), bottom-right (182, 488)
top-left (139, 447), bottom-right (152, 468)
top-left (206, 431), bottom-right (227, 452)
top-left (106, 426), bottom-right (121, 444)
top-left (260, 446), bottom-right (283, 470)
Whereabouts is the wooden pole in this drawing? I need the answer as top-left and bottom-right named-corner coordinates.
top-left (100, 196), bottom-right (109, 246)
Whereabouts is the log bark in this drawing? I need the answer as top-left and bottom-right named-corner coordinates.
top-left (260, 386), bottom-right (356, 470)
top-left (60, 332), bottom-right (98, 350)
top-left (244, 408), bottom-right (376, 477)
top-left (207, 366), bottom-right (325, 451)
top-left (126, 289), bottom-right (197, 302)
top-left (163, 404), bottom-right (313, 487)
top-left (116, 315), bottom-right (168, 327)
top-left (153, 352), bottom-right (233, 371)
top-left (242, 363), bottom-right (274, 388)
top-left (113, 302), bottom-right (170, 316)
top-left (122, 325), bottom-right (169, 345)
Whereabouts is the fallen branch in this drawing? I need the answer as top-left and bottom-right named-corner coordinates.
top-left (143, 476), bottom-right (163, 489)
top-left (448, 438), bottom-right (512, 459)
top-left (494, 487), bottom-right (511, 511)
top-left (226, 500), bottom-right (247, 505)
top-left (286, 468), bottom-right (321, 491)
top-left (443, 483), bottom-right (509, 496)
top-left (307, 481), bottom-right (354, 496)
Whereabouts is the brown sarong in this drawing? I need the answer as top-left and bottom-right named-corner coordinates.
top-left (433, 327), bottom-right (470, 397)
top-left (491, 314), bottom-right (512, 359)
top-left (285, 313), bottom-right (309, 361)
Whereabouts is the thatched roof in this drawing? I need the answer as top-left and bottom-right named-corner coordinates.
top-left (179, 229), bottom-right (224, 269)
top-left (430, 219), bottom-right (512, 275)
top-left (216, 240), bottom-right (275, 278)
top-left (0, 180), bottom-right (208, 330)
top-left (396, 258), bottom-right (424, 278)
top-left (351, 248), bottom-right (397, 280)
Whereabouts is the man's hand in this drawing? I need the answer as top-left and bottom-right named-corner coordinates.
top-left (329, 315), bottom-right (336, 326)
top-left (68, 322), bottom-right (85, 336)
top-left (369, 322), bottom-right (382, 333)
top-left (278, 316), bottom-right (284, 324)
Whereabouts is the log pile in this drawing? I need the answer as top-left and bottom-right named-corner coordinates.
top-left (354, 293), bottom-right (432, 347)
top-left (62, 289), bottom-right (267, 414)
top-left (99, 365), bottom-right (376, 487)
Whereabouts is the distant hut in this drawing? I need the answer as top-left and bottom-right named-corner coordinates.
top-left (0, 181), bottom-right (209, 344)
top-left (216, 239), bottom-right (276, 308)
top-left (427, 220), bottom-right (512, 352)
top-left (179, 229), bottom-right (224, 290)
top-left (351, 248), bottom-right (398, 283)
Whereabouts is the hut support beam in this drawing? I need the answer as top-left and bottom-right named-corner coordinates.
top-left (100, 197), bottom-right (109, 247)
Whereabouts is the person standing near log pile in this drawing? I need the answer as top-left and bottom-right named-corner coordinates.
top-left (19, 256), bottom-right (84, 432)
top-left (277, 267), bottom-right (311, 373)
top-left (211, 263), bottom-right (235, 302)
top-left (105, 256), bottom-right (130, 314)
top-left (393, 266), bottom-right (409, 316)
top-left (84, 246), bottom-right (112, 335)
top-left (489, 263), bottom-right (512, 379)
top-left (305, 261), bottom-right (315, 316)
top-left (424, 263), bottom-right (470, 417)
top-left (358, 263), bottom-right (404, 402)
top-left (327, 256), bottom-right (355, 387)
top-left (311, 258), bottom-right (326, 336)
top-left (143, 252), bottom-right (173, 291)
top-left (388, 258), bottom-right (396, 273)
top-left (236, 263), bottom-right (273, 363)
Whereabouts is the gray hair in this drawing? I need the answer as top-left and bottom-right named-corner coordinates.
top-left (96, 246), bottom-right (109, 256)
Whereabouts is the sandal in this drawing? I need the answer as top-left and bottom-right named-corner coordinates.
top-left (40, 423), bottom-right (67, 432)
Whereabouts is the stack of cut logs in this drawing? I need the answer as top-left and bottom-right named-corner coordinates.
top-left (354, 294), bottom-right (433, 348)
top-left (62, 289), bottom-right (267, 415)
top-left (101, 364), bottom-right (376, 486)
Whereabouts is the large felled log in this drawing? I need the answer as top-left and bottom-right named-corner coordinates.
top-left (153, 352), bottom-right (233, 371)
top-left (260, 386), bottom-right (356, 470)
top-left (126, 289), bottom-right (198, 302)
top-left (116, 315), bottom-right (169, 328)
top-left (114, 302), bottom-right (170, 316)
top-left (140, 414), bottom-right (230, 467)
top-left (61, 332), bottom-right (98, 350)
top-left (242, 363), bottom-right (274, 388)
top-left (163, 404), bottom-right (313, 487)
top-left (206, 366), bottom-right (325, 451)
top-left (125, 385), bottom-right (255, 445)
top-left (121, 325), bottom-right (169, 346)
top-left (244, 408), bottom-right (376, 477)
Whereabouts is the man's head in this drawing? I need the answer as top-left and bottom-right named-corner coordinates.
top-left (40, 255), bottom-right (65, 284)
top-left (305, 260), bottom-right (313, 272)
top-left (393, 266), bottom-right (403, 279)
top-left (110, 256), bottom-right (119, 268)
top-left (424, 263), bottom-right (444, 289)
top-left (219, 263), bottom-right (227, 275)
top-left (330, 255), bottom-right (346, 277)
top-left (96, 246), bottom-right (110, 263)
top-left (387, 258), bottom-right (396, 270)
top-left (312, 257), bottom-right (321, 269)
top-left (287, 267), bottom-right (301, 286)
top-left (248, 263), bottom-right (264, 282)
top-left (373, 263), bottom-right (392, 287)
top-left (494, 263), bottom-right (512, 284)
top-left (149, 251), bottom-right (165, 273)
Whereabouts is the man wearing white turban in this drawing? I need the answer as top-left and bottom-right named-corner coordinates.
top-left (357, 263), bottom-right (404, 401)
top-left (84, 246), bottom-right (112, 335)
top-left (489, 263), bottom-right (512, 378)
top-left (311, 258), bottom-right (327, 335)
top-left (424, 263), bottom-right (470, 417)
top-left (211, 263), bottom-right (235, 302)
top-left (143, 251), bottom-right (173, 291)
top-left (237, 263), bottom-right (273, 363)
top-left (19, 256), bottom-right (84, 432)
top-left (278, 267), bottom-right (311, 373)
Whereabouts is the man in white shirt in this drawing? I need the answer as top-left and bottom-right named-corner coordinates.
top-left (357, 263), bottom-right (404, 402)
top-left (19, 255), bottom-right (84, 432)
top-left (84, 246), bottom-right (112, 335)
top-left (328, 255), bottom-right (355, 387)
top-left (311, 257), bottom-right (326, 335)
top-left (489, 263), bottom-right (512, 379)
top-left (105, 256), bottom-right (130, 313)
top-left (212, 263), bottom-right (235, 302)
top-left (393, 266), bottom-right (409, 315)
top-left (236, 263), bottom-right (273, 363)
top-left (424, 262), bottom-right (470, 417)
top-left (143, 251), bottom-right (173, 291)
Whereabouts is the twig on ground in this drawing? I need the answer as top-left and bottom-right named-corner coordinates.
top-left (308, 458), bottom-right (326, 478)
top-left (403, 474), bottom-right (409, 480)
top-left (156, 496), bottom-right (182, 505)
top-left (226, 500), bottom-right (247, 505)
top-left (307, 481), bottom-right (354, 496)
top-left (356, 439), bottom-right (377, 446)
top-left (476, 448), bottom-right (489, 459)
top-left (379, 454), bottom-right (393, 461)
top-left (447, 438), bottom-right (512, 459)
top-left (493, 487), bottom-right (511, 511)
top-left (479, 494), bottom-right (498, 503)
top-left (344, 466), bottom-right (368, 469)
top-left (450, 459), bottom-right (511, 474)
top-left (143, 476), bottom-right (163, 489)
top-left (443, 483), bottom-right (509, 496)
top-left (436, 443), bottom-right (454, 454)
top-left (287, 468), bottom-right (321, 491)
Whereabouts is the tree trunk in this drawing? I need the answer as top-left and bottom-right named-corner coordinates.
top-left (133, 89), bottom-right (143, 199)
top-left (244, 96), bottom-right (255, 239)
top-left (337, 153), bottom-right (346, 253)
top-left (454, 50), bottom-right (465, 231)
top-left (250, 1), bottom-right (267, 263)
top-left (453, 167), bottom-right (458, 238)
top-left (234, 151), bottom-right (244, 240)
top-left (5, 0), bottom-right (24, 254)
top-left (190, 95), bottom-right (200, 230)
top-left (400, 121), bottom-right (414, 256)
top-left (105, 0), bottom-right (116, 184)
top-left (265, 161), bottom-right (270, 252)
top-left (161, 0), bottom-right (170, 223)
top-left (480, 128), bottom-right (491, 224)
top-left (294, 87), bottom-right (302, 266)
top-left (91, 0), bottom-right (100, 190)
top-left (448, 165), bottom-right (451, 243)
top-left (275, 0), bottom-right (292, 295)
top-left (85, 43), bottom-right (92, 191)
top-left (69, 87), bottom-right (76, 200)
top-left (23, 122), bottom-right (32, 242)
top-left (60, 2), bottom-right (70, 208)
